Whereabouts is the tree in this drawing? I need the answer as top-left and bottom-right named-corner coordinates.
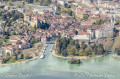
top-left (8, 1), bottom-right (12, 6)
top-left (11, 31), bottom-right (16, 35)
top-left (4, 35), bottom-right (9, 39)
top-left (74, 30), bottom-right (78, 35)
top-left (34, 24), bottom-right (37, 31)
top-left (116, 20), bottom-right (120, 24)
top-left (67, 9), bottom-right (73, 16)
top-left (61, 50), bottom-right (68, 57)
top-left (57, 46), bottom-right (61, 54)
top-left (55, 37), bottom-right (105, 57)
top-left (68, 59), bottom-right (82, 64)
top-left (79, 49), bottom-right (84, 56)
top-left (30, 37), bottom-right (36, 44)
top-left (24, 53), bottom-right (31, 59)
top-left (84, 45), bottom-right (93, 56)
top-left (81, 43), bottom-right (87, 50)
top-left (94, 19), bottom-right (105, 25)
top-left (83, 15), bottom-right (88, 19)
top-left (115, 48), bottom-right (120, 55)
top-left (10, 56), bottom-right (16, 60)
top-left (39, 0), bottom-right (51, 6)
top-left (65, 4), bottom-right (71, 8)
top-left (75, 41), bottom-right (80, 49)
top-left (17, 55), bottom-right (22, 60)
top-left (0, 41), bottom-right (3, 45)
top-left (34, 0), bottom-right (37, 3)
top-left (66, 46), bottom-right (76, 56)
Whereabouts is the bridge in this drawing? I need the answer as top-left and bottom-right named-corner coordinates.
top-left (46, 42), bottom-right (55, 44)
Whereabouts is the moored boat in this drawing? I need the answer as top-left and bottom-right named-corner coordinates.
top-left (40, 53), bottom-right (45, 59)
top-left (45, 44), bottom-right (48, 47)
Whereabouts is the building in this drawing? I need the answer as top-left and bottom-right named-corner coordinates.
top-left (81, 20), bottom-right (93, 26)
top-left (95, 26), bottom-right (113, 39)
top-left (24, 11), bottom-right (39, 27)
top-left (87, 28), bottom-right (95, 39)
top-left (73, 31), bottom-right (91, 41)
top-left (5, 45), bottom-right (15, 56)
top-left (58, 0), bottom-right (65, 6)
top-left (9, 35), bottom-right (23, 42)
top-left (75, 7), bottom-right (90, 19)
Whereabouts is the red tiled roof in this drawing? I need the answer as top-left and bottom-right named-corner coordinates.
top-left (78, 31), bottom-right (90, 35)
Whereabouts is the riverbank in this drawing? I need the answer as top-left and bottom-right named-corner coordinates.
top-left (0, 56), bottom-right (39, 66)
top-left (0, 42), bottom-right (46, 66)
top-left (52, 50), bottom-right (107, 60)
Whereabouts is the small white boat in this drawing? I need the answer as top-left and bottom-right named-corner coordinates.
top-left (45, 44), bottom-right (48, 47)
top-left (44, 48), bottom-right (46, 50)
top-left (40, 53), bottom-right (45, 59)
top-left (50, 49), bottom-right (52, 52)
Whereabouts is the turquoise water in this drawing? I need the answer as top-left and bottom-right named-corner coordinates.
top-left (0, 44), bottom-right (120, 79)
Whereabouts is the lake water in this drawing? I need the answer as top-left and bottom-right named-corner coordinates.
top-left (0, 44), bottom-right (120, 79)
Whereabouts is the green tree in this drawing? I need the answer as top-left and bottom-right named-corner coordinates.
top-left (83, 15), bottom-right (88, 19)
top-left (67, 9), bottom-right (73, 16)
top-left (116, 20), bottom-right (120, 24)
top-left (4, 35), bottom-right (9, 39)
top-left (8, 1), bottom-right (12, 6)
top-left (34, 24), bottom-right (37, 31)
top-left (30, 37), bottom-right (36, 44)
top-left (115, 48), bottom-right (120, 55)
top-left (10, 56), bottom-right (16, 60)
top-left (61, 50), bottom-right (68, 57)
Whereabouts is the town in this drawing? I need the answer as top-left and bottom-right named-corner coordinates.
top-left (0, 0), bottom-right (120, 64)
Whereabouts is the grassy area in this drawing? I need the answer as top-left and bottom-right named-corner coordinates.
top-left (4, 60), bottom-right (16, 64)
top-left (3, 59), bottom-right (31, 64)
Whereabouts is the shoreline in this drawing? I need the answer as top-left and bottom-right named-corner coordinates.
top-left (0, 56), bottom-right (39, 66)
top-left (0, 42), bottom-right (46, 66)
top-left (52, 50), bottom-right (107, 60)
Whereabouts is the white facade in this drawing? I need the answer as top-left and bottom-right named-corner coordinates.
top-left (50, 4), bottom-right (58, 12)
top-left (73, 35), bottom-right (90, 41)
top-left (58, 0), bottom-right (65, 6)
top-left (95, 26), bottom-right (113, 39)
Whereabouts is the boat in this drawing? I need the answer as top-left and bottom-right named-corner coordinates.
top-left (40, 53), bottom-right (45, 59)
top-left (44, 48), bottom-right (46, 50)
top-left (43, 50), bottom-right (45, 53)
top-left (45, 44), bottom-right (48, 47)
top-left (50, 49), bottom-right (52, 52)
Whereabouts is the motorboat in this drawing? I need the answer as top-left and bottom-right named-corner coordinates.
top-left (50, 49), bottom-right (52, 52)
top-left (40, 53), bottom-right (45, 59)
top-left (45, 44), bottom-right (48, 47)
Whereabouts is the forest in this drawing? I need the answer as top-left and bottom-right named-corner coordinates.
top-left (55, 37), bottom-right (105, 57)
